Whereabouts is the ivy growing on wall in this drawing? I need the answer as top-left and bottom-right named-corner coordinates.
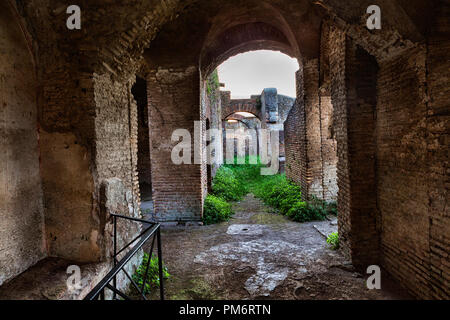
top-left (206, 69), bottom-right (220, 102)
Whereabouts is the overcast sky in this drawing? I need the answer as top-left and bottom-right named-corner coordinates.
top-left (217, 50), bottom-right (300, 99)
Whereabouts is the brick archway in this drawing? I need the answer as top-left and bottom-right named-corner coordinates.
top-left (221, 98), bottom-right (263, 122)
top-left (3, 0), bottom-right (446, 300)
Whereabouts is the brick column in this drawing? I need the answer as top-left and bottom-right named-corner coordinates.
top-left (303, 59), bottom-right (324, 199)
top-left (284, 62), bottom-right (324, 201)
top-left (330, 27), bottom-right (379, 269)
top-left (319, 22), bottom-right (338, 202)
top-left (146, 66), bottom-right (204, 221)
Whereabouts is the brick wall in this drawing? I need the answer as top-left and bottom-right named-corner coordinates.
top-left (425, 2), bottom-right (450, 298)
top-left (377, 46), bottom-right (431, 297)
top-left (94, 73), bottom-right (141, 258)
top-left (347, 40), bottom-right (379, 268)
top-left (329, 27), bottom-right (380, 268)
top-left (0, 2), bottom-right (46, 285)
top-left (285, 69), bottom-right (306, 192)
top-left (319, 23), bottom-right (338, 202)
top-left (133, 77), bottom-right (152, 187)
top-left (284, 61), bottom-right (325, 201)
top-left (328, 15), bottom-right (449, 298)
top-left (221, 96), bottom-right (262, 121)
top-left (304, 59), bottom-right (324, 199)
top-left (203, 72), bottom-right (223, 181)
top-left (377, 37), bottom-right (449, 298)
top-left (147, 66), bottom-right (204, 221)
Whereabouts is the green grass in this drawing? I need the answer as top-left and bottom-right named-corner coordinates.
top-left (132, 253), bottom-right (170, 294)
top-left (204, 156), bottom-right (336, 224)
top-left (210, 166), bottom-right (247, 201)
top-left (327, 232), bottom-right (340, 250)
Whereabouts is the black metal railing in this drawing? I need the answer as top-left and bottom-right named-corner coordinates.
top-left (84, 213), bottom-right (164, 300)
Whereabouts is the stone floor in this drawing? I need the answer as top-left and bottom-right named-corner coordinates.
top-left (0, 194), bottom-right (413, 300)
top-left (0, 258), bottom-right (110, 300)
top-left (146, 194), bottom-right (413, 300)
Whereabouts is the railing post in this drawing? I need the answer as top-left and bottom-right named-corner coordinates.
top-left (157, 227), bottom-right (164, 300)
top-left (113, 215), bottom-right (117, 300)
top-left (83, 215), bottom-right (162, 300)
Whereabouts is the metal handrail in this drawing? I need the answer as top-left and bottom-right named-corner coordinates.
top-left (84, 214), bottom-right (164, 300)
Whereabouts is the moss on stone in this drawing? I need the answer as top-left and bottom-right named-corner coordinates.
top-left (250, 212), bottom-right (288, 225)
top-left (206, 69), bottom-right (220, 100)
top-left (170, 277), bottom-right (220, 300)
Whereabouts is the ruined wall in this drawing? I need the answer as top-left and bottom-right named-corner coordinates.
top-left (40, 131), bottom-right (98, 261)
top-left (0, 2), bottom-right (46, 285)
top-left (200, 80), bottom-right (209, 202)
top-left (14, 1), bottom-right (103, 263)
top-left (284, 60), bottom-right (324, 201)
top-left (203, 71), bottom-right (223, 180)
top-left (262, 88), bottom-right (279, 123)
top-left (221, 95), bottom-right (262, 121)
top-left (39, 72), bottom-right (141, 265)
top-left (147, 66), bottom-right (204, 221)
top-left (284, 70), bottom-right (306, 189)
top-left (377, 38), bottom-right (449, 298)
top-left (133, 77), bottom-right (152, 188)
top-left (277, 94), bottom-right (295, 124)
top-left (223, 119), bottom-right (260, 158)
top-left (303, 59), bottom-right (324, 198)
top-left (319, 23), bottom-right (338, 202)
top-left (320, 92), bottom-right (338, 202)
top-left (329, 27), bottom-right (379, 269)
top-left (377, 46), bottom-right (431, 298)
top-left (328, 13), bottom-right (449, 298)
top-left (222, 89), bottom-right (293, 169)
top-left (94, 71), bottom-right (141, 216)
top-left (425, 3), bottom-right (450, 299)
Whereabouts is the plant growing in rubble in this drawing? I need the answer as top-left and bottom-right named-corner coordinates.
top-left (326, 232), bottom-right (340, 250)
top-left (133, 253), bottom-right (170, 294)
top-left (211, 166), bottom-right (247, 201)
top-left (203, 195), bottom-right (234, 225)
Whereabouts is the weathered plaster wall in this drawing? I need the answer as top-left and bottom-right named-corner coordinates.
top-left (0, 2), bottom-right (46, 285)
top-left (94, 73), bottom-right (142, 254)
top-left (40, 130), bottom-right (98, 261)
